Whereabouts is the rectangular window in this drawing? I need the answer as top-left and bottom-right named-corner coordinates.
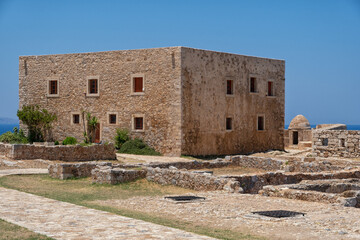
top-left (340, 139), bottom-right (345, 147)
top-left (226, 118), bottom-right (232, 130)
top-left (250, 77), bottom-right (257, 93)
top-left (88, 79), bottom-right (98, 94)
top-left (134, 77), bottom-right (143, 93)
top-left (109, 114), bottom-right (117, 124)
top-left (268, 81), bottom-right (274, 96)
top-left (134, 117), bottom-right (143, 130)
top-left (257, 116), bottom-right (264, 131)
top-left (226, 80), bottom-right (233, 95)
top-left (72, 114), bottom-right (80, 124)
top-left (322, 138), bottom-right (328, 146)
top-left (49, 80), bottom-right (58, 95)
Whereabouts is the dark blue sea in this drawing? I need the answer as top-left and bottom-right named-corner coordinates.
top-left (0, 124), bottom-right (20, 135)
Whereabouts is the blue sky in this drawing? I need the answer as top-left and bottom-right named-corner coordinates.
top-left (0, 0), bottom-right (359, 125)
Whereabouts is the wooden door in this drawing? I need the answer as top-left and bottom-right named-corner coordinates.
top-left (94, 123), bottom-right (100, 143)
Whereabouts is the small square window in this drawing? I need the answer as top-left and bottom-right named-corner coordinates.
top-left (250, 77), bottom-right (257, 93)
top-left (322, 138), bottom-right (328, 146)
top-left (134, 117), bottom-right (143, 130)
top-left (49, 80), bottom-right (58, 95)
top-left (226, 80), bottom-right (233, 95)
top-left (257, 116), bottom-right (265, 131)
top-left (226, 118), bottom-right (232, 131)
top-left (267, 81), bottom-right (274, 96)
top-left (109, 114), bottom-right (117, 124)
top-left (73, 114), bottom-right (80, 124)
top-left (89, 79), bottom-right (98, 94)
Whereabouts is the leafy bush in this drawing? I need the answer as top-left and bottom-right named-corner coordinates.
top-left (0, 127), bottom-right (28, 144)
top-left (54, 140), bottom-right (59, 145)
top-left (114, 128), bottom-right (130, 149)
top-left (118, 138), bottom-right (161, 156)
top-left (82, 112), bottom-right (99, 143)
top-left (62, 137), bottom-right (77, 145)
top-left (17, 105), bottom-right (57, 143)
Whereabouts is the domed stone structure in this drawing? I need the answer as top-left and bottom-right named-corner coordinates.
top-left (288, 115), bottom-right (311, 130)
top-left (284, 114), bottom-right (312, 148)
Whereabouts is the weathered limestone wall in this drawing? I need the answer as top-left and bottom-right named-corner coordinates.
top-left (19, 47), bottom-right (182, 156)
top-left (181, 47), bottom-right (285, 155)
top-left (49, 162), bottom-right (112, 179)
top-left (146, 167), bottom-right (242, 192)
top-left (92, 166), bottom-right (147, 184)
top-left (312, 130), bottom-right (360, 158)
top-left (0, 143), bottom-right (13, 158)
top-left (229, 169), bottom-right (360, 193)
top-left (284, 129), bottom-right (312, 147)
top-left (1, 143), bottom-right (116, 161)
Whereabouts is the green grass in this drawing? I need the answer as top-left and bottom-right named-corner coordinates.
top-left (0, 175), bottom-right (264, 240)
top-left (0, 219), bottom-right (53, 240)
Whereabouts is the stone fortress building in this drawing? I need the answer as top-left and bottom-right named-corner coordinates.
top-left (19, 47), bottom-right (285, 156)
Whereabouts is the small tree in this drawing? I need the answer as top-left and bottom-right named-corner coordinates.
top-left (114, 128), bottom-right (129, 149)
top-left (82, 111), bottom-right (98, 143)
top-left (17, 105), bottom-right (57, 143)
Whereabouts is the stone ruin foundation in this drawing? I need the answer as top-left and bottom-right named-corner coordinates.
top-left (48, 154), bottom-right (360, 207)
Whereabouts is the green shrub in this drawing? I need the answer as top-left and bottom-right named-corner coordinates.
top-left (54, 140), bottom-right (59, 145)
top-left (17, 105), bottom-right (57, 143)
top-left (114, 128), bottom-right (130, 149)
top-left (0, 127), bottom-right (28, 144)
top-left (118, 138), bottom-right (161, 156)
top-left (62, 137), bottom-right (77, 145)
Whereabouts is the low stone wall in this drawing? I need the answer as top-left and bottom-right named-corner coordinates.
top-left (227, 169), bottom-right (360, 193)
top-left (312, 130), bottom-right (360, 158)
top-left (140, 155), bottom-right (284, 171)
top-left (92, 166), bottom-right (147, 184)
top-left (49, 162), bottom-right (112, 179)
top-left (146, 167), bottom-right (243, 193)
top-left (260, 179), bottom-right (360, 207)
top-left (0, 143), bottom-right (13, 158)
top-left (0, 142), bottom-right (117, 161)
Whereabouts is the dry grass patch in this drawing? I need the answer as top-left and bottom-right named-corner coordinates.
top-left (0, 219), bottom-right (53, 240)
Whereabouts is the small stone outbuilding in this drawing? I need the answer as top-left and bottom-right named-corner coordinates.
top-left (284, 115), bottom-right (312, 148)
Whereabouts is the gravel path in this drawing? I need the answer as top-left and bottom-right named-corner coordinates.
top-left (0, 187), bottom-right (215, 240)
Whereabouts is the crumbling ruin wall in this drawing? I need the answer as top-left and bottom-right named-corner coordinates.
top-left (312, 130), bottom-right (360, 158)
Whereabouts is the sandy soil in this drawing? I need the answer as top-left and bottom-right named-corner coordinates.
top-left (92, 191), bottom-right (360, 240)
